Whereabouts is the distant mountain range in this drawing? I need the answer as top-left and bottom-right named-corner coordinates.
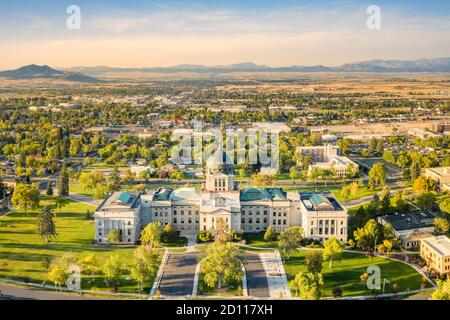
top-left (1, 58), bottom-right (449, 83)
top-left (63, 57), bottom-right (450, 76)
top-left (0, 64), bottom-right (102, 83)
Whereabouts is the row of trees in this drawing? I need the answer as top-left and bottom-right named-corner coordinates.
top-left (47, 246), bottom-right (159, 293)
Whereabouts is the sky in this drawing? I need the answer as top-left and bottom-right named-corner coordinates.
top-left (0, 0), bottom-right (449, 69)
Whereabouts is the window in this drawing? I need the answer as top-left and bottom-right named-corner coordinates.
top-left (174, 210), bottom-right (177, 215)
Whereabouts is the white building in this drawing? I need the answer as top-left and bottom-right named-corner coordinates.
top-left (95, 152), bottom-right (348, 244)
top-left (297, 145), bottom-right (359, 178)
top-left (378, 211), bottom-right (436, 249)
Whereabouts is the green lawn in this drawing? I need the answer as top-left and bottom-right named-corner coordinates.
top-left (197, 273), bottom-right (243, 297)
top-left (283, 250), bottom-right (430, 297)
top-left (0, 196), bottom-right (159, 294)
top-left (243, 232), bottom-right (277, 248)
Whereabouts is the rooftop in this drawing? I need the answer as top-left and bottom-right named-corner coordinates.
top-left (379, 211), bottom-right (435, 231)
top-left (422, 236), bottom-right (450, 257)
top-left (96, 191), bottom-right (140, 211)
top-left (240, 187), bottom-right (287, 201)
top-left (424, 167), bottom-right (450, 177)
top-left (299, 192), bottom-right (343, 211)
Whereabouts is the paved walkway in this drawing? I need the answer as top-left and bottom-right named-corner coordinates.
top-left (69, 192), bottom-right (101, 207)
top-left (259, 251), bottom-right (291, 298)
top-left (0, 284), bottom-right (103, 300)
top-left (241, 252), bottom-right (270, 297)
top-left (156, 252), bottom-right (199, 296)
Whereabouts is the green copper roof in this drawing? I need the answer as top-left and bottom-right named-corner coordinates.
top-left (240, 187), bottom-right (270, 201)
top-left (240, 188), bottom-right (287, 201)
top-left (118, 192), bottom-right (132, 203)
top-left (153, 188), bottom-right (173, 201)
top-left (310, 194), bottom-right (329, 206)
top-left (268, 188), bottom-right (287, 200)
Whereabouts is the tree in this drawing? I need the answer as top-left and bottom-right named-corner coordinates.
top-left (122, 168), bottom-right (135, 184)
top-left (81, 254), bottom-right (98, 278)
top-left (433, 218), bottom-right (450, 235)
top-left (107, 229), bottom-right (121, 244)
top-left (409, 161), bottom-right (421, 181)
top-left (37, 206), bottom-right (57, 242)
top-left (109, 166), bottom-right (121, 192)
top-left (197, 230), bottom-right (214, 243)
top-left (416, 192), bottom-right (436, 211)
top-left (368, 163), bottom-right (387, 189)
top-left (48, 260), bottom-right (67, 291)
top-left (200, 242), bottom-right (242, 289)
top-left (380, 187), bottom-right (391, 214)
top-left (46, 181), bottom-right (53, 196)
top-left (264, 225), bottom-right (277, 242)
top-left (323, 237), bottom-right (344, 269)
top-left (353, 219), bottom-right (380, 251)
top-left (305, 251), bottom-right (323, 274)
top-left (47, 254), bottom-right (74, 291)
top-left (58, 162), bottom-right (69, 197)
top-left (431, 278), bottom-right (450, 300)
top-left (412, 176), bottom-right (428, 195)
top-left (0, 175), bottom-right (6, 200)
top-left (214, 217), bottom-right (231, 244)
top-left (130, 246), bottom-right (159, 293)
top-left (162, 223), bottom-right (176, 243)
top-left (439, 198), bottom-right (450, 216)
top-left (251, 173), bottom-right (273, 187)
top-left (289, 272), bottom-right (323, 300)
top-left (54, 196), bottom-right (69, 214)
top-left (102, 255), bottom-right (122, 292)
top-left (11, 183), bottom-right (40, 215)
top-left (383, 239), bottom-right (394, 253)
top-left (140, 222), bottom-right (163, 249)
top-left (289, 166), bottom-right (299, 181)
top-left (278, 226), bottom-right (303, 259)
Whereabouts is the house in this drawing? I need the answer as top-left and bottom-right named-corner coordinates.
top-left (420, 236), bottom-right (450, 275)
top-left (94, 152), bottom-right (348, 244)
top-left (378, 211), bottom-right (436, 249)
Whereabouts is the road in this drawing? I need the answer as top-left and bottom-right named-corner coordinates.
top-left (342, 183), bottom-right (406, 208)
top-left (157, 252), bottom-right (198, 296)
top-left (241, 252), bottom-right (270, 297)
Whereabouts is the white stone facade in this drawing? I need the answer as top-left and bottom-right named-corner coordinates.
top-left (94, 154), bottom-right (348, 244)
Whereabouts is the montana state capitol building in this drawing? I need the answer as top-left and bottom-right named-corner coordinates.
top-left (94, 153), bottom-right (349, 244)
